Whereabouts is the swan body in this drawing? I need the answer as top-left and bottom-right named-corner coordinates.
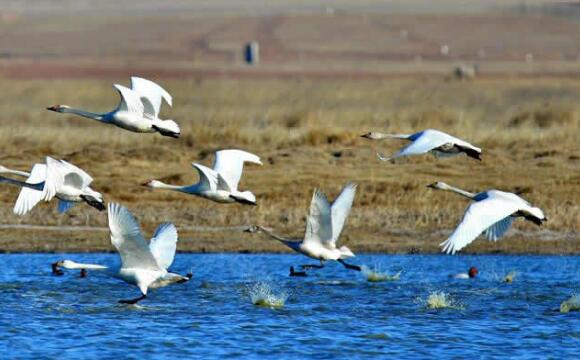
top-left (0, 158), bottom-right (104, 215)
top-left (143, 149), bottom-right (262, 205)
top-left (362, 129), bottom-right (481, 161)
top-left (47, 77), bottom-right (180, 138)
top-left (428, 181), bottom-right (546, 254)
top-left (54, 203), bottom-right (191, 304)
top-left (246, 182), bottom-right (360, 271)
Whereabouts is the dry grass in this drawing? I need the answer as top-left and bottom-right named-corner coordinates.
top-left (0, 76), bottom-right (577, 254)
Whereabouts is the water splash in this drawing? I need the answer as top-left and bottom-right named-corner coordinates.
top-left (361, 265), bottom-right (401, 282)
top-left (560, 294), bottom-right (580, 313)
top-left (247, 281), bottom-right (288, 309)
top-left (503, 271), bottom-right (517, 283)
top-left (419, 291), bottom-right (463, 310)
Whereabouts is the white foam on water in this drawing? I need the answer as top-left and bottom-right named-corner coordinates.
top-left (560, 294), bottom-right (580, 313)
top-left (361, 265), bottom-right (401, 282)
top-left (247, 281), bottom-right (289, 309)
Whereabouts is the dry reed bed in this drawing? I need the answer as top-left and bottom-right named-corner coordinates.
top-left (0, 77), bottom-right (578, 253)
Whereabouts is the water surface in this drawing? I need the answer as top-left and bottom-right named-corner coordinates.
top-left (0, 254), bottom-right (578, 359)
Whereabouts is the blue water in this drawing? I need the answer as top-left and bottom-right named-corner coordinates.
top-left (0, 254), bottom-right (578, 359)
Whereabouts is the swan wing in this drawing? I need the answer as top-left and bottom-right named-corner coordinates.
top-left (304, 188), bottom-right (332, 246)
top-left (43, 157), bottom-right (65, 201)
top-left (107, 203), bottom-right (161, 270)
top-left (57, 160), bottom-right (93, 189)
top-left (13, 163), bottom-right (46, 215)
top-left (484, 216), bottom-right (514, 241)
top-left (113, 84), bottom-right (145, 116)
top-left (57, 199), bottom-right (75, 214)
top-left (391, 130), bottom-right (450, 159)
top-left (329, 182), bottom-right (357, 246)
top-left (130, 77), bottom-right (172, 119)
top-left (212, 149), bottom-right (262, 191)
top-left (149, 223), bottom-right (178, 270)
top-left (441, 196), bottom-right (520, 254)
top-left (191, 163), bottom-right (218, 191)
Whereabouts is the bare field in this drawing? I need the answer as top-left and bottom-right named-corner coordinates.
top-left (0, 1), bottom-right (578, 253)
top-left (0, 76), bottom-right (578, 254)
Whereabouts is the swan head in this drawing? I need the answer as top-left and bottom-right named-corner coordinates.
top-left (142, 180), bottom-right (165, 188)
top-left (426, 181), bottom-right (450, 190)
top-left (361, 131), bottom-right (383, 140)
top-left (244, 225), bottom-right (262, 233)
top-left (47, 105), bottom-right (70, 113)
top-left (468, 266), bottom-right (478, 278)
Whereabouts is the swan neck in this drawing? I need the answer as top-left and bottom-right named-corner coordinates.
top-left (153, 181), bottom-right (188, 191)
top-left (0, 176), bottom-right (43, 191)
top-left (378, 133), bottom-right (409, 139)
top-left (443, 185), bottom-right (476, 199)
top-left (63, 107), bottom-right (106, 121)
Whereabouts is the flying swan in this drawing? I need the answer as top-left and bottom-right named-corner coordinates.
top-left (0, 157), bottom-right (104, 215)
top-left (47, 76), bottom-right (180, 138)
top-left (245, 182), bottom-right (361, 273)
top-left (427, 181), bottom-right (546, 254)
top-left (52, 203), bottom-right (192, 304)
top-left (361, 129), bottom-right (481, 161)
top-left (143, 149), bottom-right (262, 205)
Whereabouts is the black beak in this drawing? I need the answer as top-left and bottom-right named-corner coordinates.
top-left (46, 106), bottom-right (57, 112)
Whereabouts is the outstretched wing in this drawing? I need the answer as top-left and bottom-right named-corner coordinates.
top-left (390, 130), bottom-right (450, 159)
top-left (130, 77), bottom-right (172, 119)
top-left (304, 188), bottom-right (332, 246)
top-left (107, 203), bottom-right (160, 270)
top-left (43, 157), bottom-right (65, 201)
top-left (191, 163), bottom-right (219, 191)
top-left (441, 196), bottom-right (520, 254)
top-left (330, 182), bottom-right (357, 245)
top-left (113, 84), bottom-right (145, 116)
top-left (57, 200), bottom-right (75, 214)
top-left (13, 163), bottom-right (47, 215)
top-left (149, 223), bottom-right (178, 270)
top-left (484, 216), bottom-right (514, 241)
top-left (59, 160), bottom-right (93, 189)
top-left (212, 149), bottom-right (262, 191)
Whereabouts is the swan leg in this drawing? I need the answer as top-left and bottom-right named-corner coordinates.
top-left (177, 273), bottom-right (193, 283)
top-left (119, 294), bottom-right (147, 305)
top-left (300, 260), bottom-right (325, 270)
top-left (152, 125), bottom-right (180, 139)
top-left (289, 266), bottom-right (307, 277)
top-left (79, 269), bottom-right (88, 278)
top-left (338, 259), bottom-right (362, 272)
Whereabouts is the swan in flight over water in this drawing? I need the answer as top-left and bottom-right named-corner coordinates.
top-left (361, 129), bottom-right (481, 162)
top-left (53, 203), bottom-right (192, 304)
top-left (143, 149), bottom-right (262, 205)
top-left (0, 157), bottom-right (104, 215)
top-left (427, 182), bottom-right (546, 254)
top-left (47, 77), bottom-right (180, 138)
top-left (245, 182), bottom-right (361, 273)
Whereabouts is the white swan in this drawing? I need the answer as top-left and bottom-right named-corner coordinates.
top-left (245, 182), bottom-right (361, 272)
top-left (47, 76), bottom-right (180, 138)
top-left (427, 182), bottom-right (546, 254)
top-left (143, 149), bottom-right (262, 205)
top-left (0, 157), bottom-right (104, 215)
top-left (53, 203), bottom-right (192, 304)
top-left (361, 129), bottom-right (481, 161)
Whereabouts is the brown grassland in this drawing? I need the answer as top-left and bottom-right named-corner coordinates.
top-left (0, 0), bottom-right (578, 253)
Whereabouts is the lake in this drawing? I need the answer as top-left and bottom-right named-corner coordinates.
top-left (0, 254), bottom-right (578, 359)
